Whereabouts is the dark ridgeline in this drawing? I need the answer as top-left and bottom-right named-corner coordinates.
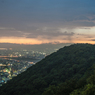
top-left (0, 43), bottom-right (71, 52)
top-left (0, 43), bottom-right (95, 95)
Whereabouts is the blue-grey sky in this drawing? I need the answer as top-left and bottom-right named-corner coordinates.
top-left (0, 0), bottom-right (95, 44)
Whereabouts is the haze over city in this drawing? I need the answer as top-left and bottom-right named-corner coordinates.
top-left (0, 0), bottom-right (95, 44)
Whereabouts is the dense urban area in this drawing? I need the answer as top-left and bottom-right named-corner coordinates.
top-left (0, 48), bottom-right (47, 86)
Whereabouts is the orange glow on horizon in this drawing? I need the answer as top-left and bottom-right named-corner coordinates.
top-left (0, 37), bottom-right (42, 45)
top-left (0, 37), bottom-right (95, 45)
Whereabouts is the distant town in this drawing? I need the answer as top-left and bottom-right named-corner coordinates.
top-left (0, 48), bottom-right (47, 86)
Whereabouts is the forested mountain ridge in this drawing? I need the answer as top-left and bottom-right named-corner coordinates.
top-left (0, 43), bottom-right (95, 95)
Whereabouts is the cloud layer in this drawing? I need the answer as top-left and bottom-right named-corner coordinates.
top-left (0, 0), bottom-right (95, 44)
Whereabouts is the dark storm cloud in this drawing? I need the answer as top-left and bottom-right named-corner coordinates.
top-left (0, 27), bottom-right (24, 37)
top-left (91, 39), bottom-right (95, 41)
top-left (26, 29), bottom-right (75, 39)
top-left (0, 30), bottom-right (24, 37)
top-left (81, 28), bottom-right (91, 29)
top-left (0, 0), bottom-right (95, 39)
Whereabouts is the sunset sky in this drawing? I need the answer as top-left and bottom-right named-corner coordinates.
top-left (0, 0), bottom-right (95, 44)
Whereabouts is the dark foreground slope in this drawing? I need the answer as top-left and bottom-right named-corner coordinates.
top-left (0, 44), bottom-right (95, 95)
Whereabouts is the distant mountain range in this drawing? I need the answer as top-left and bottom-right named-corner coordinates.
top-left (0, 43), bottom-right (95, 95)
top-left (0, 43), bottom-right (72, 53)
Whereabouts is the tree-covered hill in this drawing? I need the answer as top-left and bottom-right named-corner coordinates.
top-left (0, 43), bottom-right (95, 95)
